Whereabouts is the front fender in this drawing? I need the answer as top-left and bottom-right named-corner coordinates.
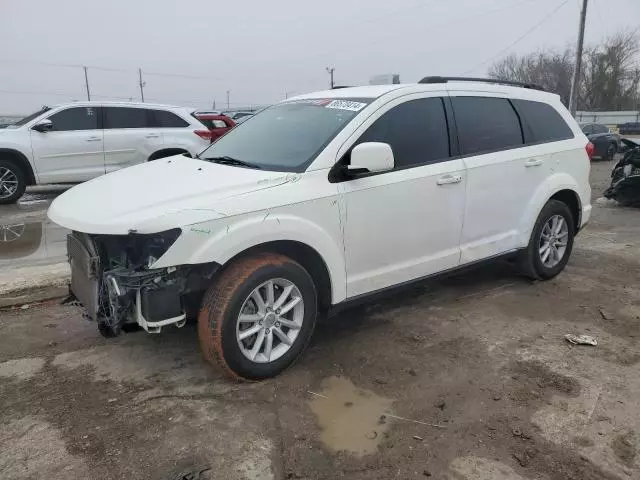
top-left (154, 208), bottom-right (347, 303)
top-left (517, 172), bottom-right (582, 247)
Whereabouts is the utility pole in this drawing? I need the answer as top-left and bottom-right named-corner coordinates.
top-left (83, 66), bottom-right (91, 101)
top-left (326, 67), bottom-right (335, 89)
top-left (568, 0), bottom-right (588, 116)
top-left (226, 90), bottom-right (230, 109)
top-left (138, 68), bottom-right (146, 102)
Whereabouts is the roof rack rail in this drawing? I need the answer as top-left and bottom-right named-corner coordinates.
top-left (418, 76), bottom-right (546, 91)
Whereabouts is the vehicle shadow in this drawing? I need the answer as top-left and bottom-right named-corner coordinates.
top-left (311, 260), bottom-right (528, 348)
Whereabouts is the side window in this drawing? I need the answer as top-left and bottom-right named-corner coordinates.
top-left (451, 97), bottom-right (523, 155)
top-left (212, 120), bottom-right (228, 129)
top-left (512, 99), bottom-right (574, 143)
top-left (103, 107), bottom-right (150, 129)
top-left (48, 107), bottom-right (98, 131)
top-left (356, 98), bottom-right (450, 168)
top-left (151, 109), bottom-right (189, 128)
top-left (581, 124), bottom-right (593, 135)
top-left (594, 124), bottom-right (609, 134)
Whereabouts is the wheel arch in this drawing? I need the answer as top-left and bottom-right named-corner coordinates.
top-left (220, 240), bottom-right (333, 312)
top-left (518, 174), bottom-right (583, 246)
top-left (148, 148), bottom-right (190, 161)
top-left (153, 212), bottom-right (347, 305)
top-left (0, 148), bottom-right (36, 185)
top-left (549, 189), bottom-right (581, 233)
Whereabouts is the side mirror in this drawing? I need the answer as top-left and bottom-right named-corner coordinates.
top-left (348, 142), bottom-right (394, 175)
top-left (32, 119), bottom-right (53, 132)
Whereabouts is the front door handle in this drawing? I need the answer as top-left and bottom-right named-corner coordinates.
top-left (436, 174), bottom-right (462, 186)
top-left (145, 134), bottom-right (160, 139)
top-left (525, 158), bottom-right (543, 167)
top-left (86, 136), bottom-right (101, 142)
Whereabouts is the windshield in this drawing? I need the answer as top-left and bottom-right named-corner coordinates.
top-left (7, 107), bottom-right (51, 128)
top-left (200, 98), bottom-right (371, 172)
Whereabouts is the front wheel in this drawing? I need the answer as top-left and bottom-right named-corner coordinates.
top-left (0, 160), bottom-right (26, 205)
top-left (198, 252), bottom-right (317, 380)
top-left (519, 200), bottom-right (575, 280)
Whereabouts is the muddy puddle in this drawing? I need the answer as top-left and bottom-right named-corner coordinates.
top-left (0, 219), bottom-right (68, 267)
top-left (308, 376), bottom-right (394, 456)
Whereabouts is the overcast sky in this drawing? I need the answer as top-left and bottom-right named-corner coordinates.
top-left (1, 0), bottom-right (638, 114)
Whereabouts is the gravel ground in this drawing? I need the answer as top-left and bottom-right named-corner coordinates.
top-left (1, 160), bottom-right (639, 480)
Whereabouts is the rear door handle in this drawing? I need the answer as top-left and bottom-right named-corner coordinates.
top-left (525, 158), bottom-right (543, 167)
top-left (436, 174), bottom-right (462, 185)
top-left (86, 136), bottom-right (101, 142)
top-left (145, 134), bottom-right (160, 138)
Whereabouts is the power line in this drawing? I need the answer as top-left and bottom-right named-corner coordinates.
top-left (0, 88), bottom-right (81, 98)
top-left (462, 0), bottom-right (571, 75)
top-left (0, 88), bottom-right (137, 101)
top-left (0, 58), bottom-right (221, 81)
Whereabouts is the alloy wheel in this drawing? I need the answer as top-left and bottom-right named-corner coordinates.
top-left (236, 278), bottom-right (305, 363)
top-left (538, 215), bottom-right (569, 268)
top-left (0, 167), bottom-right (19, 199)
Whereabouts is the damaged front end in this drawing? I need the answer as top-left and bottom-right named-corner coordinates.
top-left (604, 139), bottom-right (640, 207)
top-left (67, 229), bottom-right (218, 337)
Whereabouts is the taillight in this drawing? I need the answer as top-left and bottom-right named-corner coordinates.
top-left (585, 142), bottom-right (595, 161)
top-left (194, 129), bottom-right (214, 142)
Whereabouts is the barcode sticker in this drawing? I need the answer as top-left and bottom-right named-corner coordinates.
top-left (325, 100), bottom-right (367, 112)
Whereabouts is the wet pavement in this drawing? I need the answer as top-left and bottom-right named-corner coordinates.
top-left (0, 187), bottom-right (70, 270)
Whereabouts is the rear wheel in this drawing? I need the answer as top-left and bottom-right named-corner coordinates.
top-left (198, 252), bottom-right (317, 380)
top-left (605, 142), bottom-right (617, 161)
top-left (519, 200), bottom-right (575, 280)
top-left (0, 160), bottom-right (26, 205)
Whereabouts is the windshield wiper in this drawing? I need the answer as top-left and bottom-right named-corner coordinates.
top-left (206, 156), bottom-right (262, 169)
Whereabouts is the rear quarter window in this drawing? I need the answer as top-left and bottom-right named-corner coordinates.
top-left (451, 97), bottom-right (523, 155)
top-left (151, 110), bottom-right (189, 128)
top-left (513, 99), bottom-right (574, 144)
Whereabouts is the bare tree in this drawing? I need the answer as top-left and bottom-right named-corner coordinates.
top-left (489, 49), bottom-right (573, 105)
top-left (488, 33), bottom-right (640, 111)
top-left (580, 33), bottom-right (640, 111)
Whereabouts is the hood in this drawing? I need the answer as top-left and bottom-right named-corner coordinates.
top-left (48, 156), bottom-right (292, 234)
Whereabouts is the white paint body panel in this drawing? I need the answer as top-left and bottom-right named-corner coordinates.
top-left (103, 127), bottom-right (163, 173)
top-left (340, 159), bottom-right (466, 297)
top-left (30, 128), bottom-right (105, 184)
top-left (48, 82), bottom-right (592, 307)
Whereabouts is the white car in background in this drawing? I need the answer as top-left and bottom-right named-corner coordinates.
top-left (0, 102), bottom-right (211, 204)
top-left (49, 78), bottom-right (592, 380)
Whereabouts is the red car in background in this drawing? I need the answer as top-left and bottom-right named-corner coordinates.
top-left (193, 113), bottom-right (236, 142)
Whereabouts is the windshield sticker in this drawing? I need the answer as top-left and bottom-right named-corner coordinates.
top-left (325, 100), bottom-right (367, 112)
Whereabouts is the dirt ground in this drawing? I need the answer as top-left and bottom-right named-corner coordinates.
top-left (1, 160), bottom-right (639, 480)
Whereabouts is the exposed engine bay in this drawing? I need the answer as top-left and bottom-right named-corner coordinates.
top-left (67, 229), bottom-right (218, 337)
top-left (604, 138), bottom-right (640, 207)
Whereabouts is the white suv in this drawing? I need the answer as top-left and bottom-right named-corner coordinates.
top-left (0, 101), bottom-right (211, 204)
top-left (48, 78), bottom-right (592, 380)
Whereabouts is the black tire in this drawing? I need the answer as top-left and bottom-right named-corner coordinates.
top-left (198, 252), bottom-right (317, 380)
top-left (519, 200), bottom-right (575, 280)
top-left (0, 160), bottom-right (26, 205)
top-left (148, 149), bottom-right (189, 161)
top-left (605, 142), bottom-right (617, 162)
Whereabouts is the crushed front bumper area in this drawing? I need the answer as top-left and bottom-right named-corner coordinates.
top-left (67, 231), bottom-right (218, 337)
